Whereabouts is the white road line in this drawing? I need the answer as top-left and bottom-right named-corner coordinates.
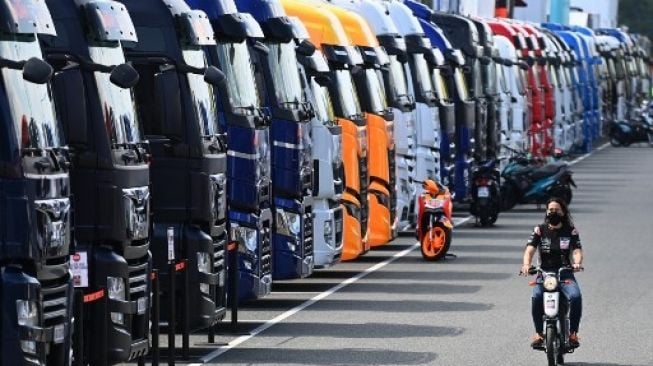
top-left (568, 142), bottom-right (610, 165)
top-left (189, 215), bottom-right (473, 364)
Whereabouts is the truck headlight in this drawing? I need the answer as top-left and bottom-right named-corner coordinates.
top-left (122, 187), bottom-right (150, 240)
top-left (275, 209), bottom-right (301, 238)
top-left (197, 252), bottom-right (212, 295)
top-left (209, 174), bottom-right (226, 222)
top-left (332, 135), bottom-right (342, 168)
top-left (323, 220), bottom-right (333, 245)
top-left (231, 226), bottom-right (258, 254)
top-left (16, 300), bottom-right (39, 354)
top-left (385, 121), bottom-right (394, 146)
top-left (356, 126), bottom-right (368, 157)
top-left (107, 277), bottom-right (126, 325)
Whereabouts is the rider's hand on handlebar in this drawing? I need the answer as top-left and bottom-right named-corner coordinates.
top-left (572, 263), bottom-right (584, 272)
top-left (520, 264), bottom-right (531, 276)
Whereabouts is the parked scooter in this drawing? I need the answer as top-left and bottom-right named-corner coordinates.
top-left (609, 102), bottom-right (653, 146)
top-left (470, 160), bottom-right (501, 226)
top-left (524, 266), bottom-right (583, 366)
top-left (415, 180), bottom-right (453, 261)
top-left (500, 146), bottom-right (576, 210)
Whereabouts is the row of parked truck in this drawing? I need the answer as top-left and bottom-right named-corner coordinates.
top-left (0, 0), bottom-right (650, 364)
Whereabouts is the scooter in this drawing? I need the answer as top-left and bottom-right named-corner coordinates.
top-left (500, 146), bottom-right (576, 211)
top-left (470, 159), bottom-right (501, 226)
top-left (609, 106), bottom-right (653, 147)
top-left (415, 180), bottom-right (453, 261)
top-left (525, 266), bottom-right (583, 366)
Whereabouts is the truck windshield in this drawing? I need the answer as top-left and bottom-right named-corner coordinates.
top-left (89, 44), bottom-right (142, 144)
top-left (310, 78), bottom-right (335, 124)
top-left (496, 63), bottom-right (508, 93)
top-left (482, 60), bottom-right (497, 95)
top-left (388, 55), bottom-right (409, 101)
top-left (412, 53), bottom-right (434, 97)
top-left (0, 37), bottom-right (60, 149)
top-left (472, 60), bottom-right (483, 97)
top-left (214, 41), bottom-right (259, 110)
top-left (266, 41), bottom-right (304, 105)
top-left (334, 69), bottom-right (361, 117)
top-left (365, 68), bottom-right (388, 114)
top-left (453, 67), bottom-right (469, 100)
top-left (182, 48), bottom-right (221, 137)
top-left (432, 68), bottom-right (449, 101)
top-left (517, 67), bottom-right (527, 95)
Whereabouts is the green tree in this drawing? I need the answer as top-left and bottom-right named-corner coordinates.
top-left (618, 0), bottom-right (653, 40)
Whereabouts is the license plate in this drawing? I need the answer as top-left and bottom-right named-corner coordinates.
top-left (426, 199), bottom-right (444, 208)
top-left (477, 187), bottom-right (490, 198)
top-left (137, 297), bottom-right (147, 315)
top-left (53, 324), bottom-right (65, 343)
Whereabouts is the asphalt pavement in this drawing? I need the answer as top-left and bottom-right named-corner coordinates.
top-left (133, 144), bottom-right (653, 366)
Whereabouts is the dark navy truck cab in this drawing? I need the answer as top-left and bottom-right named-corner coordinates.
top-left (236, 0), bottom-right (315, 282)
top-left (187, 0), bottom-right (274, 301)
top-left (116, 0), bottom-right (228, 331)
top-left (39, 0), bottom-right (152, 363)
top-left (0, 1), bottom-right (73, 365)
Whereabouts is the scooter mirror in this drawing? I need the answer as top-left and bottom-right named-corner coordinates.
top-left (110, 63), bottom-right (139, 89)
top-left (296, 39), bottom-right (316, 57)
top-left (23, 57), bottom-right (53, 84)
top-left (204, 66), bottom-right (227, 87)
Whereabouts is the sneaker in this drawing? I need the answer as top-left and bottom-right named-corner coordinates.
top-left (531, 333), bottom-right (545, 349)
top-left (569, 332), bottom-right (580, 348)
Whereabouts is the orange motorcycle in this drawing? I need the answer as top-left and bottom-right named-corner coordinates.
top-left (416, 180), bottom-right (453, 261)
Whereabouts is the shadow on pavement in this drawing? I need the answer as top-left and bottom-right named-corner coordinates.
top-left (211, 347), bottom-right (438, 365)
top-left (453, 244), bottom-right (523, 253)
top-left (273, 281), bottom-right (482, 295)
top-left (263, 321), bottom-right (465, 339)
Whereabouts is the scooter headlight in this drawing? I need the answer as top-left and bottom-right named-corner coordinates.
top-left (231, 226), bottom-right (258, 254)
top-left (543, 276), bottom-right (558, 291)
top-left (16, 300), bottom-right (39, 354)
top-left (197, 252), bottom-right (212, 295)
top-left (107, 277), bottom-right (126, 325)
top-left (276, 209), bottom-right (301, 238)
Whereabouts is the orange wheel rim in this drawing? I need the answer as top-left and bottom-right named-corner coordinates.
top-left (421, 226), bottom-right (446, 257)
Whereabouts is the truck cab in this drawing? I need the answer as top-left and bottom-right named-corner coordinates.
top-left (285, 17), bottom-right (344, 267)
top-left (235, 0), bottom-right (315, 280)
top-left (322, 3), bottom-right (396, 245)
top-left (332, 0), bottom-right (418, 233)
top-left (117, 0), bottom-right (229, 329)
top-left (186, 0), bottom-right (273, 300)
top-left (40, 0), bottom-right (151, 362)
top-left (0, 1), bottom-right (73, 364)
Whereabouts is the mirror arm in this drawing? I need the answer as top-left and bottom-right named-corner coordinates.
top-left (0, 57), bottom-right (25, 70)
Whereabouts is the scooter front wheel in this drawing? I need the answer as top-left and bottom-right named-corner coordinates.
top-left (420, 224), bottom-right (451, 261)
top-left (546, 326), bottom-right (558, 366)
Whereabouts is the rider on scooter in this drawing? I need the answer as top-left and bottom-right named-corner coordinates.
top-left (520, 197), bottom-right (584, 349)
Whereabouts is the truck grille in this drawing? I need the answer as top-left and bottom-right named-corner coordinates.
top-left (260, 218), bottom-right (272, 276)
top-left (388, 148), bottom-right (397, 223)
top-left (41, 274), bottom-right (70, 327)
top-left (212, 232), bottom-right (226, 281)
top-left (127, 256), bottom-right (149, 298)
top-left (358, 157), bottom-right (369, 237)
top-left (302, 205), bottom-right (313, 257)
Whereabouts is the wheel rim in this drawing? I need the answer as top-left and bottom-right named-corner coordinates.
top-left (421, 226), bottom-right (447, 257)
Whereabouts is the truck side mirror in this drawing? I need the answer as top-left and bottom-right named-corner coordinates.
top-left (23, 57), bottom-right (53, 84)
top-left (204, 66), bottom-right (226, 86)
top-left (253, 40), bottom-right (270, 55)
top-left (296, 39), bottom-right (316, 57)
top-left (480, 56), bottom-right (491, 65)
top-left (52, 66), bottom-right (88, 146)
top-left (153, 69), bottom-right (183, 139)
top-left (314, 74), bottom-right (332, 87)
top-left (519, 61), bottom-right (529, 70)
top-left (110, 63), bottom-right (139, 89)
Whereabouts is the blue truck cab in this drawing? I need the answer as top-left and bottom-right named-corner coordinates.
top-left (571, 26), bottom-right (602, 141)
top-left (40, 0), bottom-right (151, 362)
top-left (235, 0), bottom-right (314, 281)
top-left (187, 0), bottom-right (274, 300)
top-left (0, 1), bottom-right (73, 364)
top-left (430, 11), bottom-right (485, 203)
top-left (116, 0), bottom-right (229, 330)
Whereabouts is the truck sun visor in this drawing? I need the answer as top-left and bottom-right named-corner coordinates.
top-left (82, 0), bottom-right (137, 42)
top-left (177, 10), bottom-right (215, 46)
top-left (0, 0), bottom-right (57, 36)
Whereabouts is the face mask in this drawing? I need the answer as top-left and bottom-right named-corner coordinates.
top-left (546, 212), bottom-right (563, 226)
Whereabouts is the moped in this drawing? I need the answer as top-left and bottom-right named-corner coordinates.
top-left (416, 180), bottom-right (453, 261)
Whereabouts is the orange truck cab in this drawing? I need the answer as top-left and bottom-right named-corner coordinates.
top-left (325, 5), bottom-right (396, 247)
top-left (282, 0), bottom-right (369, 260)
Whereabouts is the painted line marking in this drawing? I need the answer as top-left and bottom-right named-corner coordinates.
top-left (568, 142), bottom-right (609, 165)
top-left (190, 215), bottom-right (472, 364)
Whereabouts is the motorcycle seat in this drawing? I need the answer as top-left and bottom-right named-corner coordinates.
top-left (530, 163), bottom-right (566, 181)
